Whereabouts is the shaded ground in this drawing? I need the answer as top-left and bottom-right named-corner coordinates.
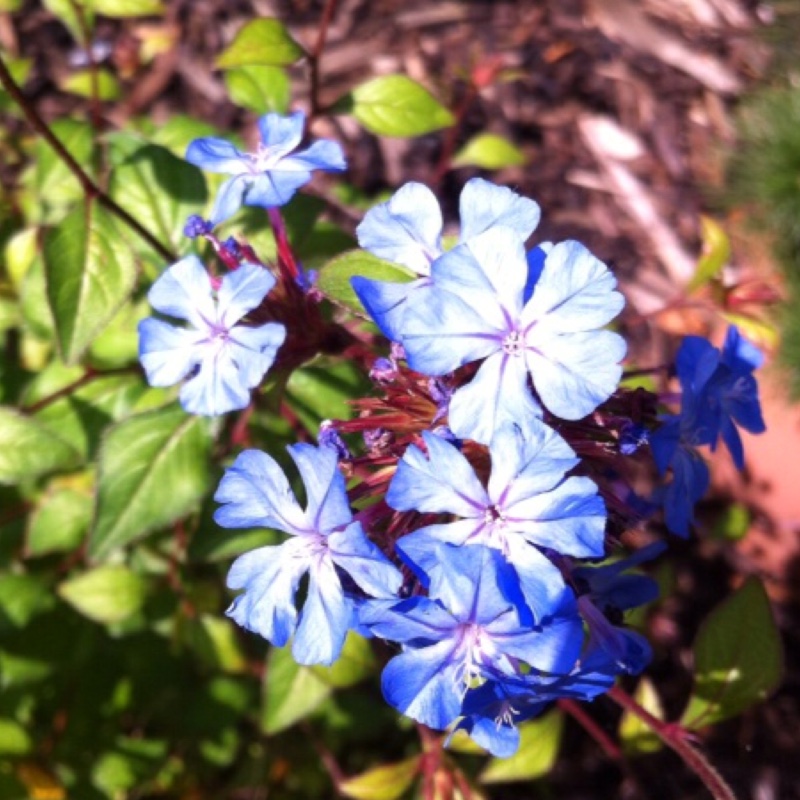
top-left (3, 0), bottom-right (799, 798)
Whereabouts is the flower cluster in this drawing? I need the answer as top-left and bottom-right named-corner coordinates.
top-left (136, 112), bottom-right (767, 757)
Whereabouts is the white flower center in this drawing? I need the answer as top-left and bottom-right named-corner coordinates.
top-left (502, 331), bottom-right (525, 356)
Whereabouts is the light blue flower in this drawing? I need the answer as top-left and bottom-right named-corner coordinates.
top-left (360, 544), bottom-right (583, 731)
top-left (186, 111), bottom-right (346, 226)
top-left (351, 179), bottom-right (541, 341)
top-left (215, 444), bottom-right (402, 666)
top-left (398, 228), bottom-right (625, 442)
top-left (138, 256), bottom-right (285, 416)
top-left (387, 422), bottom-right (606, 620)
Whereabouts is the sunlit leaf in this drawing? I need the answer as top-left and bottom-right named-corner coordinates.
top-left (311, 633), bottom-right (376, 689)
top-left (58, 564), bottom-right (146, 624)
top-left (88, 0), bottom-right (163, 16)
top-left (619, 678), bottom-right (664, 755)
top-left (480, 710), bottom-right (564, 783)
top-left (90, 404), bottom-right (212, 558)
top-left (316, 249), bottom-right (415, 313)
top-left (43, 203), bottom-right (137, 364)
top-left (216, 19), bottom-right (305, 69)
top-left (342, 75), bottom-right (454, 137)
top-left (688, 216), bottom-right (731, 292)
top-left (224, 65), bottom-right (290, 114)
top-left (453, 133), bottom-right (526, 170)
top-left (261, 645), bottom-right (332, 734)
top-left (340, 757), bottom-right (420, 800)
top-left (60, 68), bottom-right (121, 101)
top-left (0, 719), bottom-right (32, 755)
top-left (0, 574), bottom-right (55, 630)
top-left (27, 487), bottom-right (93, 556)
top-left (682, 577), bottom-right (783, 728)
top-left (720, 312), bottom-right (779, 351)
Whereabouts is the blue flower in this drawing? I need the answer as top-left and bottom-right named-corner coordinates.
top-left (387, 422), bottom-right (606, 621)
top-left (351, 179), bottom-right (541, 342)
top-left (398, 229), bottom-right (626, 442)
top-left (674, 326), bottom-right (765, 469)
top-left (215, 444), bottom-right (402, 666)
top-left (360, 544), bottom-right (583, 731)
top-left (138, 257), bottom-right (286, 416)
top-left (186, 111), bottom-right (346, 226)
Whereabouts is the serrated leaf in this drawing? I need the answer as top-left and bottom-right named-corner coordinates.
top-left (216, 19), bottom-right (305, 69)
top-left (88, 0), bottom-right (163, 16)
top-left (27, 487), bottom-right (93, 556)
top-left (58, 564), bottom-right (146, 624)
top-left (682, 577), bottom-right (783, 728)
top-left (453, 133), bottom-right (526, 170)
top-left (60, 68), bottom-right (120, 101)
top-left (343, 75), bottom-right (454, 137)
top-left (43, 203), bottom-right (138, 364)
top-left (480, 710), bottom-right (564, 784)
top-left (261, 645), bottom-right (332, 734)
top-left (316, 249), bottom-right (415, 313)
top-left (224, 65), bottom-right (290, 114)
top-left (107, 134), bottom-right (207, 258)
top-left (619, 678), bottom-right (664, 756)
top-left (340, 757), bottom-right (420, 800)
top-left (0, 407), bottom-right (81, 484)
top-left (688, 216), bottom-right (731, 292)
top-left (90, 404), bottom-right (212, 558)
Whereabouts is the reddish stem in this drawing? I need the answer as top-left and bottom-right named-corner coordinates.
top-left (308, 0), bottom-right (340, 121)
top-left (267, 207), bottom-right (300, 282)
top-left (608, 686), bottom-right (737, 800)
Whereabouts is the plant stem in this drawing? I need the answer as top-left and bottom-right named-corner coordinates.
top-left (608, 686), bottom-right (737, 800)
top-left (22, 367), bottom-right (138, 414)
top-left (308, 0), bottom-right (339, 121)
top-left (0, 53), bottom-right (176, 264)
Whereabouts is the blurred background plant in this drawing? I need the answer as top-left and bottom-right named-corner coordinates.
top-left (0, 1), bottom-right (796, 799)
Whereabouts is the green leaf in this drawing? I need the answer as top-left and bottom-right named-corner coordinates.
top-left (688, 215), bottom-right (731, 292)
top-left (286, 360), bottom-right (370, 430)
top-left (216, 19), bottom-right (305, 69)
top-left (453, 133), bottom-right (526, 170)
top-left (316, 249), bottom-right (415, 313)
top-left (90, 404), bottom-right (212, 559)
top-left (311, 633), bottom-right (376, 689)
top-left (107, 134), bottom-right (207, 258)
top-left (0, 55), bottom-right (31, 112)
top-left (148, 114), bottom-right (219, 159)
top-left (0, 407), bottom-right (81, 484)
top-left (43, 0), bottom-right (93, 41)
top-left (26, 119), bottom-right (95, 224)
top-left (60, 68), bottom-right (121, 101)
top-left (343, 75), bottom-right (454, 137)
top-left (619, 678), bottom-right (664, 756)
top-left (340, 757), bottom-right (420, 800)
top-left (720, 311), bottom-right (779, 351)
top-left (27, 487), bottom-right (93, 556)
top-left (261, 645), bottom-right (332, 734)
top-left (0, 574), bottom-right (55, 630)
top-left (0, 0), bottom-right (23, 11)
top-left (0, 718), bottom-right (33, 756)
top-left (180, 614), bottom-right (247, 674)
top-left (43, 203), bottom-right (138, 364)
top-left (58, 564), bottom-right (146, 624)
top-left (480, 710), bottom-right (564, 783)
top-left (711, 502), bottom-right (750, 542)
top-left (224, 65), bottom-right (290, 114)
top-left (88, 0), bottom-right (164, 16)
top-left (682, 577), bottom-right (783, 728)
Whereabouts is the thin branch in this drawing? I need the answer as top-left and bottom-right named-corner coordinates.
top-left (608, 686), bottom-right (737, 800)
top-left (308, 0), bottom-right (339, 121)
top-left (22, 367), bottom-right (139, 414)
top-left (300, 721), bottom-right (345, 796)
top-left (0, 53), bottom-right (176, 264)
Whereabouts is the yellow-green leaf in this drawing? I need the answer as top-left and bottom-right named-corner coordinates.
top-left (60, 68), bottom-right (121, 101)
top-left (453, 133), bottom-right (526, 170)
top-left (216, 19), bottom-right (305, 69)
top-left (340, 757), bottom-right (420, 800)
top-left (58, 565), bottom-right (146, 624)
top-left (619, 678), bottom-right (664, 756)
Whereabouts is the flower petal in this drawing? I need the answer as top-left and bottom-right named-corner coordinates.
top-left (281, 139), bottom-right (347, 173)
top-left (257, 111), bottom-right (305, 154)
top-left (138, 318), bottom-right (205, 387)
top-left (350, 276), bottom-right (430, 342)
top-left (288, 443), bottom-right (352, 533)
top-left (459, 177), bottom-right (541, 243)
top-left (245, 170), bottom-right (311, 208)
top-left (216, 263), bottom-right (276, 328)
top-left (356, 183), bottom-right (443, 274)
top-left (209, 175), bottom-right (250, 226)
top-left (226, 323), bottom-right (286, 388)
top-left (179, 345), bottom-right (252, 415)
top-left (328, 522), bottom-right (403, 598)
top-left (148, 255), bottom-right (216, 327)
top-left (185, 136), bottom-right (247, 174)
